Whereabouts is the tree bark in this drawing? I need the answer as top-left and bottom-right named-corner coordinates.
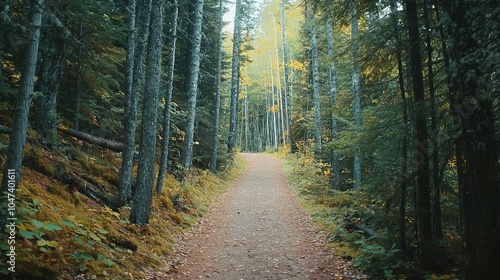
top-left (58, 127), bottom-right (124, 152)
top-left (34, 0), bottom-right (68, 142)
top-left (130, 0), bottom-right (165, 227)
top-left (156, 0), bottom-right (179, 193)
top-left (351, 6), bottom-right (361, 190)
top-left (281, 0), bottom-right (294, 153)
top-left (114, 0), bottom-right (151, 207)
top-left (180, 0), bottom-right (204, 167)
top-left (309, 13), bottom-right (321, 158)
top-left (405, 0), bottom-right (433, 268)
top-left (439, 0), bottom-right (500, 277)
top-left (227, 0), bottom-right (242, 153)
top-left (209, 0), bottom-right (224, 174)
top-left (327, 18), bottom-right (340, 190)
top-left (1, 0), bottom-right (45, 195)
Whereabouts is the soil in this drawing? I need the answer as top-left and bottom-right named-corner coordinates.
top-left (167, 153), bottom-right (365, 280)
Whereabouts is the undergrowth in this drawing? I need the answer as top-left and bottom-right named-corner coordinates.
top-left (281, 148), bottom-right (460, 279)
top-left (281, 148), bottom-right (411, 279)
top-left (0, 131), bottom-right (246, 279)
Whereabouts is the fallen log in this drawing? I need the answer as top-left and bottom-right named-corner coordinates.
top-left (62, 172), bottom-right (114, 206)
top-left (58, 127), bottom-right (124, 152)
top-left (345, 223), bottom-right (380, 239)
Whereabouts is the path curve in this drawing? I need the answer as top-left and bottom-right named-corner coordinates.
top-left (168, 153), bottom-right (361, 279)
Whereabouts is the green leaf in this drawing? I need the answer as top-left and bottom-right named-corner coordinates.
top-left (19, 230), bottom-right (37, 239)
top-left (73, 236), bottom-right (85, 245)
top-left (32, 199), bottom-right (41, 207)
top-left (0, 244), bottom-right (9, 250)
top-left (74, 227), bottom-right (88, 236)
top-left (44, 223), bottom-right (62, 231)
top-left (30, 219), bottom-right (44, 229)
top-left (71, 252), bottom-right (94, 260)
top-left (62, 220), bottom-right (76, 227)
top-left (89, 232), bottom-right (100, 241)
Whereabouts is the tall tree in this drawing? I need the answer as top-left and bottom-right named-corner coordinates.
top-left (130, 0), bottom-right (165, 226)
top-left (351, 5), bottom-right (361, 190)
top-left (309, 12), bottom-right (321, 158)
top-left (1, 0), bottom-right (45, 194)
top-left (404, 0), bottom-right (433, 267)
top-left (209, 0), bottom-right (224, 174)
top-left (156, 0), bottom-right (179, 194)
top-left (180, 0), bottom-right (205, 167)
top-left (227, 0), bottom-right (242, 153)
top-left (281, 0), bottom-right (294, 153)
top-left (114, 0), bottom-right (152, 207)
top-left (439, 0), bottom-right (500, 277)
top-left (326, 18), bottom-right (340, 190)
top-left (33, 0), bottom-right (69, 142)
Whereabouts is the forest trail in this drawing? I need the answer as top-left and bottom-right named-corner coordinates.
top-left (168, 153), bottom-right (363, 279)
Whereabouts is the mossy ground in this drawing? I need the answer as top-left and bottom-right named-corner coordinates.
top-left (0, 131), bottom-right (246, 279)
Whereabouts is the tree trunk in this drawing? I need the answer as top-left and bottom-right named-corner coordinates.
top-left (114, 0), bottom-right (151, 207)
top-left (439, 0), bottom-right (500, 277)
top-left (0, 0), bottom-right (7, 78)
top-left (34, 1), bottom-right (68, 142)
top-left (391, 0), bottom-right (409, 255)
top-left (1, 0), bottom-right (44, 195)
top-left (351, 6), bottom-right (361, 190)
top-left (209, 0), bottom-right (224, 174)
top-left (130, 0), bottom-right (165, 227)
top-left (327, 18), bottom-right (340, 190)
top-left (281, 0), bottom-right (294, 153)
top-left (423, 0), bottom-right (443, 241)
top-left (180, 0), bottom-right (204, 167)
top-left (310, 13), bottom-right (321, 158)
top-left (405, 0), bottom-right (433, 268)
top-left (244, 87), bottom-right (249, 151)
top-left (156, 0), bottom-right (179, 193)
top-left (58, 127), bottom-right (124, 152)
top-left (227, 0), bottom-right (242, 153)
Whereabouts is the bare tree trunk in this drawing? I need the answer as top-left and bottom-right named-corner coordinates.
top-left (405, 0), bottom-right (433, 268)
top-left (130, 0), bottom-right (165, 227)
top-left (209, 0), bottom-right (224, 174)
top-left (281, 0), bottom-right (294, 153)
top-left (423, 0), bottom-right (443, 241)
top-left (244, 86), bottom-right (249, 151)
top-left (326, 18), bottom-right (340, 190)
top-left (34, 1), bottom-right (68, 142)
top-left (227, 0), bottom-right (242, 153)
top-left (1, 0), bottom-right (44, 194)
top-left (114, 0), bottom-right (152, 207)
top-left (310, 13), bottom-right (321, 158)
top-left (156, 0), bottom-right (179, 192)
top-left (351, 6), bottom-right (361, 190)
top-left (273, 19), bottom-right (285, 146)
top-left (391, 0), bottom-right (409, 255)
top-left (180, 0), bottom-right (204, 167)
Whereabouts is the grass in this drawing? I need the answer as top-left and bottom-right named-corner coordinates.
top-left (0, 132), bottom-right (246, 279)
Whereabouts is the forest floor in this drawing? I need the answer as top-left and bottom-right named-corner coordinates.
top-left (165, 153), bottom-right (365, 280)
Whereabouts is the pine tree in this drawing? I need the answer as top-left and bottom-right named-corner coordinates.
top-left (130, 0), bottom-right (165, 226)
top-left (180, 0), bottom-right (205, 167)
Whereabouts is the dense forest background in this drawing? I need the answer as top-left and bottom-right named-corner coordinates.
top-left (0, 0), bottom-right (498, 278)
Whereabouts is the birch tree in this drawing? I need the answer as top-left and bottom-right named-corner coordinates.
top-left (281, 0), bottom-right (294, 153)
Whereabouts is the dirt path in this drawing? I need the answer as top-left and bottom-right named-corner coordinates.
top-left (168, 153), bottom-right (363, 279)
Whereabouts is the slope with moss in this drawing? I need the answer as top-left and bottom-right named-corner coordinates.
top-left (0, 130), bottom-right (246, 279)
